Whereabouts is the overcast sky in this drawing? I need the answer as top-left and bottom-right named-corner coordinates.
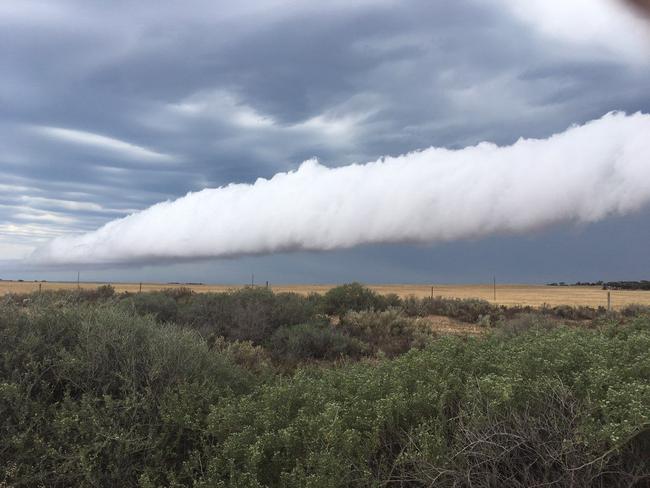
top-left (1, 0), bottom-right (650, 284)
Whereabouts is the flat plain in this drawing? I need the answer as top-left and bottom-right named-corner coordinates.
top-left (1, 280), bottom-right (648, 310)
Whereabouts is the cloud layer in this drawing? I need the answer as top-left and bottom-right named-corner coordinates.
top-left (32, 112), bottom-right (650, 266)
top-left (2, 0), bottom-right (650, 280)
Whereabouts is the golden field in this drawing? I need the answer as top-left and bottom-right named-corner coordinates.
top-left (1, 280), bottom-right (648, 310)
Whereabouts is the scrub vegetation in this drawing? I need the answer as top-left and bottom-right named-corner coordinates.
top-left (2, 283), bottom-right (649, 487)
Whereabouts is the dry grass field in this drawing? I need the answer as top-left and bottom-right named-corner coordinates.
top-left (1, 280), bottom-right (649, 310)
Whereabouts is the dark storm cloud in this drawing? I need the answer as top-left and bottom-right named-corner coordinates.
top-left (1, 0), bottom-right (649, 279)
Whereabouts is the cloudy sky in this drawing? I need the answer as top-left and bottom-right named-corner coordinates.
top-left (1, 0), bottom-right (650, 284)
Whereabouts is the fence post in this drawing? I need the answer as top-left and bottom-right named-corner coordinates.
top-left (607, 291), bottom-right (611, 312)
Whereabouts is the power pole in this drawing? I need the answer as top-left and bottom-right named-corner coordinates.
top-left (77, 271), bottom-right (80, 290)
top-left (251, 273), bottom-right (254, 287)
top-left (493, 276), bottom-right (496, 301)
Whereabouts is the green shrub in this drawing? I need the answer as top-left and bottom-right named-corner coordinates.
top-left (621, 303), bottom-right (650, 317)
top-left (322, 282), bottom-right (385, 317)
top-left (380, 292), bottom-right (403, 309)
top-left (402, 295), bottom-right (500, 324)
top-left (200, 322), bottom-right (650, 487)
top-left (3, 300), bottom-right (650, 487)
top-left (497, 312), bottom-right (559, 336)
top-left (547, 304), bottom-right (600, 320)
top-left (268, 323), bottom-right (367, 362)
top-left (0, 303), bottom-right (253, 487)
top-left (340, 308), bottom-right (434, 356)
top-left (271, 292), bottom-right (324, 327)
top-left (95, 284), bottom-right (116, 299)
top-left (213, 336), bottom-right (274, 374)
top-left (176, 288), bottom-right (322, 345)
top-left (2, 286), bottom-right (118, 308)
top-left (162, 286), bottom-right (195, 300)
top-left (122, 292), bottom-right (178, 322)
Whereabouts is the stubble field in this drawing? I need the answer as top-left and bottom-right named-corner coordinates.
top-left (1, 280), bottom-right (648, 310)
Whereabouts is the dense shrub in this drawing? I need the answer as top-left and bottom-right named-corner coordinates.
top-left (403, 295), bottom-right (500, 324)
top-left (1, 286), bottom-right (118, 308)
top-left (497, 312), bottom-right (559, 336)
top-left (402, 293), bottom-right (611, 325)
top-left (200, 322), bottom-right (650, 487)
top-left (3, 288), bottom-right (650, 487)
top-left (543, 304), bottom-right (602, 320)
top-left (213, 336), bottom-right (274, 375)
top-left (95, 284), bottom-right (116, 299)
top-left (176, 287), bottom-right (321, 344)
top-left (340, 308), bottom-right (434, 356)
top-left (268, 323), bottom-right (367, 362)
top-left (176, 289), bottom-right (274, 343)
top-left (122, 291), bottom-right (178, 322)
top-left (0, 303), bottom-right (253, 487)
top-left (270, 292), bottom-right (323, 327)
top-left (322, 282), bottom-right (386, 317)
top-left (162, 286), bottom-right (195, 300)
top-left (621, 303), bottom-right (650, 317)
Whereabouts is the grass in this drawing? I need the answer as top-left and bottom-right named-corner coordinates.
top-left (2, 280), bottom-right (649, 309)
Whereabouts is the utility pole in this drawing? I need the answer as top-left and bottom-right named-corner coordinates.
top-left (431, 286), bottom-right (434, 300)
top-left (139, 282), bottom-right (142, 293)
top-left (493, 276), bottom-right (496, 301)
top-left (251, 273), bottom-right (254, 287)
top-left (77, 271), bottom-right (80, 290)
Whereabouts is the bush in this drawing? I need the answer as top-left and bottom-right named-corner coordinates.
top-left (201, 320), bottom-right (650, 487)
top-left (176, 288), bottom-right (322, 344)
top-left (122, 292), bottom-right (178, 322)
top-left (497, 313), bottom-right (559, 336)
top-left (213, 336), bottom-right (274, 374)
top-left (340, 308), bottom-right (434, 356)
top-left (546, 304), bottom-right (600, 320)
top-left (271, 292), bottom-right (324, 328)
top-left (403, 295), bottom-right (500, 324)
top-left (322, 282), bottom-right (385, 317)
top-left (268, 323), bottom-right (367, 362)
top-left (2, 286), bottom-right (118, 308)
top-left (405, 384), bottom-right (648, 487)
top-left (621, 304), bottom-right (650, 317)
top-left (95, 284), bottom-right (116, 299)
top-left (3, 298), bottom-right (650, 487)
top-left (0, 303), bottom-right (253, 487)
top-left (162, 286), bottom-right (194, 300)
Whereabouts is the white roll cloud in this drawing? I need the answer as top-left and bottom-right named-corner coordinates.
top-left (32, 111), bottom-right (650, 266)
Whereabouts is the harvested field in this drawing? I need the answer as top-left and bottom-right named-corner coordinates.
top-left (1, 281), bottom-right (649, 310)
